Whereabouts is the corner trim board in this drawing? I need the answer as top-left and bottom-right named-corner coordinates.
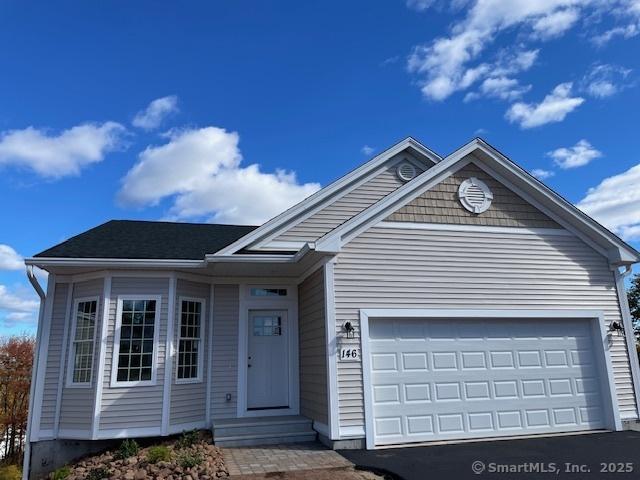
top-left (92, 275), bottom-right (112, 439)
top-left (162, 274), bottom-right (177, 435)
top-left (323, 261), bottom-right (340, 439)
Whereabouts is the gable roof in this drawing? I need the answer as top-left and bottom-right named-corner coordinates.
top-left (214, 136), bottom-right (441, 255)
top-left (34, 220), bottom-right (258, 260)
top-left (315, 138), bottom-right (640, 265)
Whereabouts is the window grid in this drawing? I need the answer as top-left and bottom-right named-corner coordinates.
top-left (116, 299), bottom-right (156, 383)
top-left (177, 300), bottom-right (202, 380)
top-left (252, 315), bottom-right (282, 336)
top-left (71, 300), bottom-right (97, 384)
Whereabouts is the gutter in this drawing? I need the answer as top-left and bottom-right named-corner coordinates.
top-left (22, 266), bottom-right (46, 480)
top-left (26, 243), bottom-right (326, 270)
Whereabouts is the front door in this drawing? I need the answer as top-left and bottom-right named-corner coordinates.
top-left (247, 310), bottom-right (289, 409)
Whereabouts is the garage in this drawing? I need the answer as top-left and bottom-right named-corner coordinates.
top-left (361, 310), bottom-right (621, 448)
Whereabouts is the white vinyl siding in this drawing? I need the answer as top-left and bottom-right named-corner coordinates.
top-left (298, 268), bottom-right (328, 425)
top-left (39, 282), bottom-right (69, 432)
top-left (170, 279), bottom-right (210, 427)
top-left (100, 277), bottom-right (168, 431)
top-left (60, 278), bottom-right (103, 433)
top-left (275, 157), bottom-right (425, 244)
top-left (333, 226), bottom-right (637, 432)
top-left (211, 285), bottom-right (239, 420)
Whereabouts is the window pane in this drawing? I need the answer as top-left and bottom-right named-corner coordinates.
top-left (177, 301), bottom-right (202, 379)
top-left (116, 298), bottom-right (156, 383)
top-left (71, 300), bottom-right (97, 384)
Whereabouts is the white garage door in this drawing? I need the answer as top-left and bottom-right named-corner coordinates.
top-left (368, 317), bottom-right (607, 446)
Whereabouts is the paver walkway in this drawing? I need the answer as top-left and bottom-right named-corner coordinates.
top-left (222, 442), bottom-right (353, 476)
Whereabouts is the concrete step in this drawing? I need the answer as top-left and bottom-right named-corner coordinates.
top-left (214, 431), bottom-right (317, 447)
top-left (212, 415), bottom-right (316, 447)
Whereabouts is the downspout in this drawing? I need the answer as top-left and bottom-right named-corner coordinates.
top-left (22, 266), bottom-right (46, 480)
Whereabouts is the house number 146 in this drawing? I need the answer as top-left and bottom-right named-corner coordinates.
top-left (339, 347), bottom-right (360, 361)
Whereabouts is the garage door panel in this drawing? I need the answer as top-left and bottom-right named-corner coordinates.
top-left (369, 317), bottom-right (607, 446)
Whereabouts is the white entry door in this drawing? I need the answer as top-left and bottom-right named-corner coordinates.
top-left (247, 310), bottom-right (289, 409)
top-left (369, 317), bottom-right (607, 446)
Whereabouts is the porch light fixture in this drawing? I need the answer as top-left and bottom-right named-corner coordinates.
top-left (608, 320), bottom-right (624, 335)
top-left (343, 321), bottom-right (355, 338)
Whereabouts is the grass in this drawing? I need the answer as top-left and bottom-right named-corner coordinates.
top-left (146, 445), bottom-right (171, 464)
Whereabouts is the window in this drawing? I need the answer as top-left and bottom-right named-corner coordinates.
top-left (253, 315), bottom-right (282, 336)
top-left (250, 288), bottom-right (287, 297)
top-left (177, 299), bottom-right (204, 381)
top-left (69, 299), bottom-right (98, 385)
top-left (114, 298), bottom-right (158, 385)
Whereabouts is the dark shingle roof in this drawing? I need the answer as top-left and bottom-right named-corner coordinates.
top-left (34, 220), bottom-right (258, 259)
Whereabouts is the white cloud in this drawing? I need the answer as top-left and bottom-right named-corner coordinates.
top-left (0, 122), bottom-right (125, 178)
top-left (591, 0), bottom-right (640, 45)
top-left (406, 1), bottom-right (639, 102)
top-left (0, 284), bottom-right (39, 327)
top-left (465, 76), bottom-right (532, 101)
top-left (407, 1), bottom-right (585, 101)
top-left (582, 64), bottom-right (632, 98)
top-left (548, 139), bottom-right (602, 169)
top-left (132, 96), bottom-right (179, 131)
top-left (406, 0), bottom-right (435, 11)
top-left (577, 163), bottom-right (640, 240)
top-left (0, 245), bottom-right (23, 270)
top-left (118, 127), bottom-right (321, 225)
top-left (505, 82), bottom-right (584, 128)
top-left (531, 168), bottom-right (555, 180)
top-left (361, 145), bottom-right (375, 155)
top-left (531, 8), bottom-right (580, 39)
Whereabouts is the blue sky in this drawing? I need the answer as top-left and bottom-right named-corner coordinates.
top-left (1, 0), bottom-right (640, 335)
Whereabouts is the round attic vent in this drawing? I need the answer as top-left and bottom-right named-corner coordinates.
top-left (458, 177), bottom-right (493, 214)
top-left (397, 162), bottom-right (417, 182)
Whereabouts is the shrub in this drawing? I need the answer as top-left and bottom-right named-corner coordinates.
top-left (86, 467), bottom-right (110, 480)
top-left (176, 429), bottom-right (199, 450)
top-left (177, 450), bottom-right (203, 469)
top-left (51, 466), bottom-right (71, 480)
top-left (0, 465), bottom-right (21, 480)
top-left (114, 438), bottom-right (140, 460)
top-left (146, 445), bottom-right (171, 464)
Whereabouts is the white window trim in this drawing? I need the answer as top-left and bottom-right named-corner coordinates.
top-left (175, 296), bottom-right (206, 385)
top-left (110, 294), bottom-right (162, 388)
top-left (65, 296), bottom-right (99, 389)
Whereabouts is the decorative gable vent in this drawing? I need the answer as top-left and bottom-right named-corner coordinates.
top-left (397, 162), bottom-right (417, 182)
top-left (458, 177), bottom-right (493, 214)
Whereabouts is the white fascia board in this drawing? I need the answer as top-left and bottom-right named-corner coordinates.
top-left (316, 138), bottom-right (640, 265)
top-left (25, 257), bottom-right (206, 268)
top-left (214, 137), bottom-right (442, 256)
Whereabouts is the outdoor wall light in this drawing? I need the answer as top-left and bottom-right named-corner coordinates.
top-left (608, 321), bottom-right (624, 335)
top-left (344, 321), bottom-right (355, 338)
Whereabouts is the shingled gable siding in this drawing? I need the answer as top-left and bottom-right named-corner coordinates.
top-left (387, 160), bottom-right (561, 228)
top-left (39, 282), bottom-right (69, 433)
top-left (99, 277), bottom-right (169, 432)
top-left (275, 155), bottom-right (428, 243)
top-left (59, 278), bottom-right (104, 433)
top-left (298, 268), bottom-right (328, 425)
top-left (211, 284), bottom-right (239, 420)
top-left (170, 279), bottom-right (210, 427)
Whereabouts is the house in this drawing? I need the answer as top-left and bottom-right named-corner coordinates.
top-left (23, 137), bottom-right (640, 478)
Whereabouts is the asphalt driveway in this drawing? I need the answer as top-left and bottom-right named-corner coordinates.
top-left (339, 431), bottom-right (640, 480)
